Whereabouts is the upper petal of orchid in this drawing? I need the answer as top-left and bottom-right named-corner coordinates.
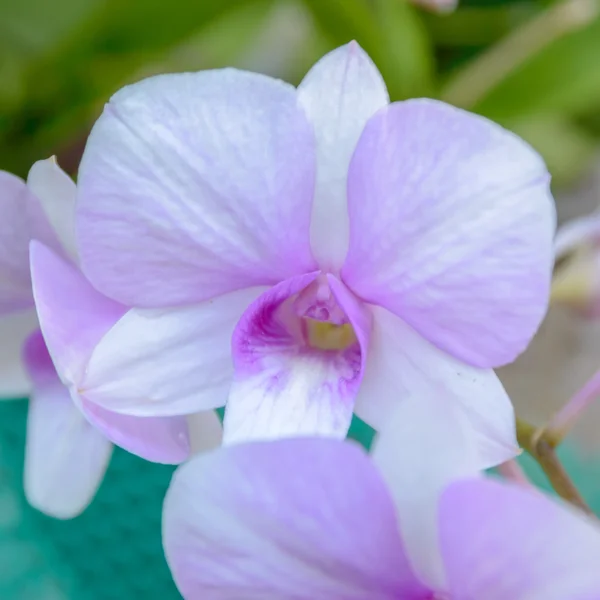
top-left (297, 42), bottom-right (388, 271)
top-left (365, 306), bottom-right (518, 588)
top-left (223, 273), bottom-right (371, 444)
top-left (77, 69), bottom-right (317, 308)
top-left (30, 241), bottom-right (127, 385)
top-left (23, 331), bottom-right (112, 519)
top-left (0, 171), bottom-right (34, 314)
top-left (163, 438), bottom-right (426, 600)
top-left (80, 286), bottom-right (267, 416)
top-left (342, 99), bottom-right (556, 368)
top-left (27, 158), bottom-right (78, 262)
top-left (0, 309), bottom-right (38, 399)
top-left (441, 478), bottom-right (600, 600)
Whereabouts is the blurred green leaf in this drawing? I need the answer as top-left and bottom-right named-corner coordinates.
top-left (447, 2), bottom-right (600, 119)
top-left (300, 0), bottom-right (434, 99)
top-left (0, 0), bottom-right (274, 176)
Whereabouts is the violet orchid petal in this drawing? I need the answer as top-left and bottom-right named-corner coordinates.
top-left (223, 274), bottom-right (369, 443)
top-left (27, 158), bottom-right (79, 262)
top-left (77, 69), bottom-right (317, 308)
top-left (80, 287), bottom-right (267, 416)
top-left (0, 171), bottom-right (34, 314)
top-left (298, 41), bottom-right (389, 271)
top-left (441, 478), bottom-right (600, 600)
top-left (0, 309), bottom-right (38, 398)
top-left (163, 439), bottom-right (426, 600)
top-left (342, 99), bottom-right (555, 368)
top-left (23, 331), bottom-right (112, 519)
top-left (30, 241), bottom-right (127, 384)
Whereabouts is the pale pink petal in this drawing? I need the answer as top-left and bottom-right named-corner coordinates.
top-left (367, 307), bottom-right (518, 588)
top-left (342, 99), bottom-right (555, 368)
top-left (0, 309), bottom-right (38, 398)
top-left (441, 478), bottom-right (600, 600)
top-left (223, 274), bottom-right (369, 443)
top-left (27, 158), bottom-right (78, 261)
top-left (0, 171), bottom-right (33, 313)
top-left (30, 241), bottom-right (127, 384)
top-left (23, 331), bottom-right (112, 519)
top-left (163, 438), bottom-right (427, 600)
top-left (80, 286), bottom-right (267, 416)
top-left (297, 42), bottom-right (388, 271)
top-left (77, 69), bottom-right (317, 308)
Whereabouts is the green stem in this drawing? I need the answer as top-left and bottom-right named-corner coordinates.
top-left (516, 418), bottom-right (593, 515)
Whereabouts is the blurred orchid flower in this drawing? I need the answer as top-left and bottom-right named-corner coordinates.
top-left (0, 160), bottom-right (222, 519)
top-left (163, 437), bottom-right (600, 600)
top-left (37, 42), bottom-right (553, 484)
top-left (411, 0), bottom-right (458, 13)
top-left (552, 211), bottom-right (600, 316)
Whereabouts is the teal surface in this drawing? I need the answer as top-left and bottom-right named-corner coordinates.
top-left (1, 398), bottom-right (599, 599)
top-left (0, 399), bottom-right (180, 599)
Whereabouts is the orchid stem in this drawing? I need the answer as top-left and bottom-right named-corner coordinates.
top-left (497, 459), bottom-right (533, 487)
top-left (516, 418), bottom-right (593, 515)
top-left (543, 366), bottom-right (600, 444)
top-left (441, 0), bottom-right (598, 109)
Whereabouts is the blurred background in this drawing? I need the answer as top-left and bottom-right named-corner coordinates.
top-left (3, 0), bottom-right (600, 597)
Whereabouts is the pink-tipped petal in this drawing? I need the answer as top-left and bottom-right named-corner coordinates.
top-left (366, 307), bottom-right (518, 588)
top-left (223, 274), bottom-right (368, 443)
top-left (441, 478), bottom-right (600, 600)
top-left (163, 438), bottom-right (426, 600)
top-left (30, 241), bottom-right (127, 384)
top-left (77, 69), bottom-right (317, 308)
top-left (27, 158), bottom-right (78, 261)
top-left (342, 99), bottom-right (555, 368)
top-left (80, 286), bottom-right (267, 416)
top-left (23, 331), bottom-right (112, 519)
top-left (298, 42), bottom-right (389, 271)
top-left (0, 309), bottom-right (38, 398)
top-left (0, 171), bottom-right (34, 313)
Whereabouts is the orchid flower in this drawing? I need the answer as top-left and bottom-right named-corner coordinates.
top-left (411, 0), bottom-right (458, 13)
top-left (0, 160), bottom-right (222, 519)
top-left (35, 43), bottom-right (553, 497)
top-left (163, 437), bottom-right (600, 600)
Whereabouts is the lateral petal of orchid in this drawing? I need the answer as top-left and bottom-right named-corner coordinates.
top-left (441, 478), bottom-right (600, 600)
top-left (81, 286), bottom-right (267, 416)
top-left (223, 274), bottom-right (367, 443)
top-left (30, 241), bottom-right (127, 384)
top-left (77, 69), bottom-right (317, 308)
top-left (79, 399), bottom-right (191, 464)
top-left (367, 307), bottom-right (518, 589)
top-left (298, 42), bottom-right (389, 271)
top-left (0, 309), bottom-right (38, 398)
top-left (23, 332), bottom-right (112, 519)
top-left (0, 171), bottom-right (34, 313)
top-left (342, 99), bottom-right (555, 368)
top-left (163, 439), bottom-right (426, 600)
top-left (27, 158), bottom-right (78, 261)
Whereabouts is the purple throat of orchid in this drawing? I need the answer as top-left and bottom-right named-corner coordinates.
top-left (260, 275), bottom-right (360, 360)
